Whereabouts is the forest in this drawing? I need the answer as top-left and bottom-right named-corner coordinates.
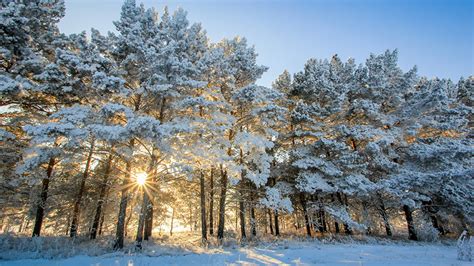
top-left (0, 0), bottom-right (473, 254)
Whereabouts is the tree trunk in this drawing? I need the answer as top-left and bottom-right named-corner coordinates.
top-left (268, 209), bottom-right (274, 235)
top-left (322, 210), bottom-right (327, 232)
top-left (317, 209), bottom-right (324, 232)
top-left (217, 165), bottom-right (227, 240)
top-left (136, 152), bottom-right (157, 245)
top-left (274, 210), bottom-right (280, 236)
top-left (65, 212), bottom-right (71, 235)
top-left (294, 212), bottom-right (299, 230)
top-left (337, 192), bottom-right (352, 235)
top-left (422, 201), bottom-right (444, 235)
top-left (113, 140), bottom-right (134, 250)
top-left (334, 221), bottom-right (340, 233)
top-left (264, 211), bottom-right (268, 234)
top-left (200, 170), bottom-right (207, 243)
top-left (25, 218), bottom-right (31, 232)
top-left (70, 140), bottom-right (95, 237)
top-left (331, 194), bottom-right (340, 234)
top-left (143, 152), bottom-right (157, 241)
top-left (170, 207), bottom-right (175, 236)
top-left (361, 200), bottom-right (371, 235)
top-left (403, 205), bottom-right (418, 241)
top-left (239, 183), bottom-right (246, 240)
top-left (18, 215), bottom-right (26, 233)
top-left (378, 197), bottom-right (392, 236)
top-left (32, 157), bottom-right (55, 237)
top-left (250, 205), bottom-right (256, 237)
top-left (90, 152), bottom-right (112, 239)
top-left (189, 205), bottom-right (193, 231)
top-left (299, 193), bottom-right (311, 237)
top-left (135, 191), bottom-right (148, 249)
top-left (209, 168), bottom-right (214, 236)
top-left (98, 211), bottom-right (105, 236)
top-left (124, 201), bottom-right (133, 237)
top-left (144, 202), bottom-right (153, 240)
top-left (429, 215), bottom-right (444, 235)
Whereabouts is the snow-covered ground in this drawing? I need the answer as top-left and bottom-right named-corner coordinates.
top-left (0, 241), bottom-right (469, 266)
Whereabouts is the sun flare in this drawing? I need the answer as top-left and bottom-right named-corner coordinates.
top-left (136, 172), bottom-right (147, 186)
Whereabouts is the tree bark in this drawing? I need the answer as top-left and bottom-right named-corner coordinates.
top-left (299, 193), bottom-right (311, 237)
top-left (209, 168), bottom-right (214, 236)
top-left (274, 210), bottom-right (280, 236)
top-left (113, 139), bottom-right (134, 250)
top-left (136, 152), bottom-right (157, 246)
top-left (334, 221), bottom-right (340, 233)
top-left (378, 197), bottom-right (392, 236)
top-left (135, 191), bottom-right (148, 249)
top-left (331, 194), bottom-right (340, 234)
top-left (321, 208), bottom-right (328, 232)
top-left (144, 202), bottom-right (153, 240)
top-left (239, 183), bottom-right (246, 240)
top-left (268, 209), bottom-right (274, 235)
top-left (200, 170), bottom-right (207, 243)
top-left (317, 207), bottom-right (325, 232)
top-left (143, 151), bottom-right (157, 241)
top-left (403, 205), bottom-right (418, 241)
top-left (32, 157), bottom-right (55, 237)
top-left (90, 152), bottom-right (112, 239)
top-left (98, 211), bottom-right (105, 236)
top-left (250, 205), bottom-right (256, 237)
top-left (217, 165), bottom-right (227, 240)
top-left (124, 201), bottom-right (133, 237)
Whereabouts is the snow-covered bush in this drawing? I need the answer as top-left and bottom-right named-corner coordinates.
top-left (414, 213), bottom-right (440, 242)
top-left (0, 234), bottom-right (115, 260)
top-left (457, 230), bottom-right (472, 261)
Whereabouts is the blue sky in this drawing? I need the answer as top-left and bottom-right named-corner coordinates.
top-left (58, 0), bottom-right (473, 87)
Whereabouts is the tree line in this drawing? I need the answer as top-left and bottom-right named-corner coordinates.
top-left (0, 0), bottom-right (472, 249)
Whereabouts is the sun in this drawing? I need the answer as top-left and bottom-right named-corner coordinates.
top-left (136, 172), bottom-right (147, 186)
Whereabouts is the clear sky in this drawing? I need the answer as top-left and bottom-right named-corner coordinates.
top-left (58, 0), bottom-right (473, 87)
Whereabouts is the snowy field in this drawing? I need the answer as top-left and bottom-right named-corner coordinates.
top-left (0, 241), bottom-right (469, 266)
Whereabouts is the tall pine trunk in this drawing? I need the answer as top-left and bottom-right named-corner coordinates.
top-left (250, 204), bottom-right (256, 237)
top-left (217, 165), bottom-right (227, 241)
top-left (136, 152), bottom-right (157, 246)
top-left (90, 152), bottom-right (112, 239)
top-left (144, 202), bottom-right (153, 240)
top-left (209, 169), bottom-right (214, 235)
top-left (143, 151), bottom-right (157, 241)
top-left (32, 157), bottom-right (55, 237)
top-left (299, 193), bottom-right (311, 237)
top-left (268, 209), bottom-right (274, 235)
top-left (317, 202), bottom-right (327, 233)
top-left (239, 183), bottom-right (246, 240)
top-left (70, 140), bottom-right (95, 237)
top-left (274, 210), bottom-right (280, 236)
top-left (200, 170), bottom-right (207, 243)
top-left (331, 194), bottom-right (340, 234)
top-left (113, 139), bottom-right (135, 250)
top-left (124, 201), bottom-right (134, 237)
top-left (403, 205), bottom-right (418, 241)
top-left (98, 211), bottom-right (105, 236)
top-left (377, 196), bottom-right (392, 236)
top-left (135, 191), bottom-right (149, 249)
top-left (238, 147), bottom-right (246, 240)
